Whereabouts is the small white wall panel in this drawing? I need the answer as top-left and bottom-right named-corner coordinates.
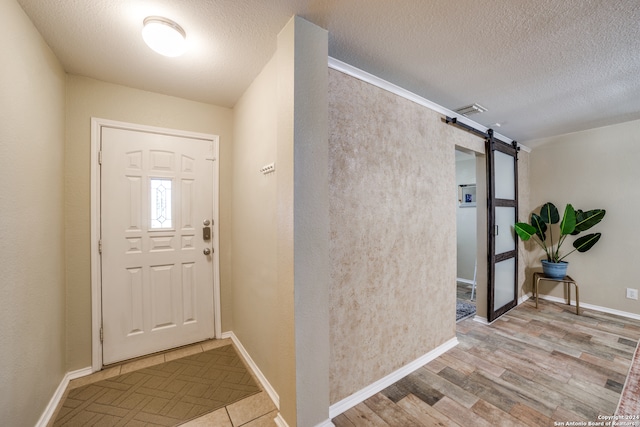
top-left (126, 268), bottom-right (144, 335)
top-left (181, 179), bottom-right (194, 230)
top-left (150, 150), bottom-right (175, 171)
top-left (150, 236), bottom-right (174, 252)
top-left (126, 176), bottom-right (142, 232)
top-left (150, 265), bottom-right (175, 329)
top-left (182, 263), bottom-right (196, 324)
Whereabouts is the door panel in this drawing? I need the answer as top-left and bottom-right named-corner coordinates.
top-left (487, 131), bottom-right (519, 322)
top-left (101, 126), bottom-right (215, 364)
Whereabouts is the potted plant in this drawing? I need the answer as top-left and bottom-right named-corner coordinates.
top-left (514, 202), bottom-right (605, 279)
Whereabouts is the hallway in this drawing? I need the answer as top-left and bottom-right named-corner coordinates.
top-left (333, 299), bottom-right (640, 426)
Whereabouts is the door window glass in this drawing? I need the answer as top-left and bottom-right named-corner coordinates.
top-left (150, 178), bottom-right (172, 229)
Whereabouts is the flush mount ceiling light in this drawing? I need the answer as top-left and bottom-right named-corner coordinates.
top-left (142, 16), bottom-right (186, 57)
top-left (455, 103), bottom-right (488, 116)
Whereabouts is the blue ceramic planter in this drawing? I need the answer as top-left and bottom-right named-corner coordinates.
top-left (541, 260), bottom-right (568, 279)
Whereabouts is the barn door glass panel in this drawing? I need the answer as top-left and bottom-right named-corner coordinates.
top-left (495, 207), bottom-right (516, 255)
top-left (494, 150), bottom-right (515, 200)
top-left (494, 258), bottom-right (516, 309)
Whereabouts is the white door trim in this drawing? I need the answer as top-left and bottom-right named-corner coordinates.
top-left (90, 117), bottom-right (221, 372)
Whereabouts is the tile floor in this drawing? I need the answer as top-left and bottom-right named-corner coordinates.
top-left (333, 299), bottom-right (640, 426)
top-left (49, 338), bottom-right (278, 427)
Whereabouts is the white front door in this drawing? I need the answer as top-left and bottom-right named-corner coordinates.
top-left (100, 125), bottom-right (216, 365)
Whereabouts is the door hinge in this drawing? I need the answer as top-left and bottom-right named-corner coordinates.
top-left (100, 326), bottom-right (104, 343)
top-left (98, 150), bottom-right (103, 165)
top-left (98, 239), bottom-right (102, 254)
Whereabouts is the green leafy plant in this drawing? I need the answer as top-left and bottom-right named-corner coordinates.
top-left (514, 202), bottom-right (605, 263)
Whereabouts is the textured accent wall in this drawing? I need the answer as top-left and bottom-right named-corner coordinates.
top-left (328, 69), bottom-right (478, 403)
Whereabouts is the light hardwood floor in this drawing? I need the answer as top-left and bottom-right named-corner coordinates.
top-left (333, 299), bottom-right (640, 427)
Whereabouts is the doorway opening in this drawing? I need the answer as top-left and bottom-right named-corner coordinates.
top-left (455, 148), bottom-right (478, 322)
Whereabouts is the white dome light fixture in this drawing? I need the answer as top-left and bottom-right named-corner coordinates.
top-left (142, 16), bottom-right (186, 57)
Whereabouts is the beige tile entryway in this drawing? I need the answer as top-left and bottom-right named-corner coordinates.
top-left (49, 339), bottom-right (277, 427)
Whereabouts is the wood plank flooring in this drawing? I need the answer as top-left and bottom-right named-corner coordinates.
top-left (456, 281), bottom-right (475, 303)
top-left (333, 299), bottom-right (640, 427)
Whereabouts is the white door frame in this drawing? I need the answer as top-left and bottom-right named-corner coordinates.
top-left (90, 117), bottom-right (221, 371)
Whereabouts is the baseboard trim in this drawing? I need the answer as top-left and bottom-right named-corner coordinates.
top-left (456, 278), bottom-right (475, 285)
top-left (328, 337), bottom-right (458, 419)
top-left (274, 413), bottom-right (289, 427)
top-left (532, 294), bottom-right (640, 321)
top-left (36, 366), bottom-right (92, 427)
top-left (274, 414), bottom-right (334, 427)
top-left (473, 315), bottom-right (490, 325)
top-left (222, 331), bottom-right (280, 410)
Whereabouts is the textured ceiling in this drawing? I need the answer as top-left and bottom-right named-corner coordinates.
top-left (16, 0), bottom-right (640, 144)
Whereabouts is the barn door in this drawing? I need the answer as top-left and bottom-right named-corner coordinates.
top-left (486, 130), bottom-right (519, 322)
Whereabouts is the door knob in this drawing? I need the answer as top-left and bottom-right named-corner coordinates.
top-left (203, 248), bottom-right (211, 255)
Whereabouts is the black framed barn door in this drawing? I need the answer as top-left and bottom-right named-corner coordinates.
top-left (486, 130), bottom-right (519, 322)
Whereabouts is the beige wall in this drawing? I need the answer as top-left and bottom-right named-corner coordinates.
top-left (65, 75), bottom-right (234, 370)
top-left (231, 16), bottom-right (330, 426)
top-left (526, 120), bottom-right (640, 314)
top-left (517, 149), bottom-right (532, 301)
top-left (231, 51), bottom-right (282, 412)
top-left (289, 17), bottom-right (330, 427)
top-left (328, 69), bottom-right (479, 403)
top-left (456, 157), bottom-right (477, 281)
top-left (0, 0), bottom-right (66, 424)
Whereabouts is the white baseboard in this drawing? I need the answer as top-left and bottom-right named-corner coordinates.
top-left (469, 294), bottom-right (528, 326)
top-left (328, 337), bottom-right (458, 419)
top-left (274, 413), bottom-right (289, 427)
top-left (36, 366), bottom-right (92, 427)
top-left (274, 414), bottom-right (334, 427)
top-left (222, 331), bottom-right (280, 410)
top-left (456, 278), bottom-right (475, 285)
top-left (272, 409), bottom-right (334, 427)
top-left (473, 315), bottom-right (489, 325)
top-left (532, 294), bottom-right (640, 320)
